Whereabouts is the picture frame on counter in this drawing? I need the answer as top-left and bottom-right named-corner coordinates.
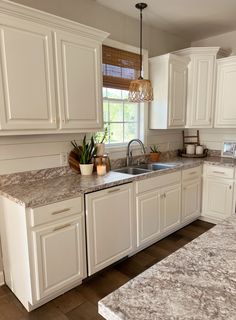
top-left (222, 141), bottom-right (235, 158)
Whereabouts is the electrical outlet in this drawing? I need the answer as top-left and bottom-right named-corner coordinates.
top-left (60, 152), bottom-right (68, 166)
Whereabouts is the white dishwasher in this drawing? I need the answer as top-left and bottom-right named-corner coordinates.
top-left (85, 183), bottom-right (134, 276)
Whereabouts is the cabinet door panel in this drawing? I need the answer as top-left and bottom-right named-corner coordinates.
top-left (202, 178), bottom-right (233, 220)
top-left (168, 61), bottom-right (187, 127)
top-left (182, 179), bottom-right (201, 223)
top-left (0, 16), bottom-right (57, 130)
top-left (32, 216), bottom-right (86, 300)
top-left (188, 55), bottom-right (215, 127)
top-left (215, 58), bottom-right (236, 127)
top-left (136, 191), bottom-right (161, 248)
top-left (162, 184), bottom-right (181, 233)
top-left (55, 31), bottom-right (102, 130)
top-left (86, 184), bottom-right (134, 276)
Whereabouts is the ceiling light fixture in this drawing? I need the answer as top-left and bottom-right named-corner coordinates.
top-left (128, 2), bottom-right (153, 103)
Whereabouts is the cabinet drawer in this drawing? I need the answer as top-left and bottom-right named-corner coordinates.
top-left (204, 165), bottom-right (234, 179)
top-left (136, 171), bottom-right (181, 194)
top-left (182, 166), bottom-right (202, 181)
top-left (29, 197), bottom-right (82, 227)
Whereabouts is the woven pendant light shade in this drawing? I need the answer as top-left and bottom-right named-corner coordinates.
top-left (128, 79), bottom-right (153, 102)
top-left (128, 3), bottom-right (153, 103)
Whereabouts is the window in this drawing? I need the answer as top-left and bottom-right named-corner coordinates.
top-left (102, 45), bottom-right (141, 145)
top-left (103, 88), bottom-right (139, 144)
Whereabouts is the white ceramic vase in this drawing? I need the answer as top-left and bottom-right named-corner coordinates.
top-left (79, 163), bottom-right (94, 176)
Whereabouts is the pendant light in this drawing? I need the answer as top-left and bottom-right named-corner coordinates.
top-left (128, 3), bottom-right (153, 103)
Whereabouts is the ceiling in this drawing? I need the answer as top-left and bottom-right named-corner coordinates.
top-left (96, 0), bottom-right (236, 41)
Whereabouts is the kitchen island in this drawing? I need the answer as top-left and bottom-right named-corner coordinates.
top-left (99, 214), bottom-right (236, 320)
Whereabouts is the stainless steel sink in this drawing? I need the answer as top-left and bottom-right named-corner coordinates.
top-left (136, 163), bottom-right (179, 171)
top-left (114, 162), bottom-right (180, 175)
top-left (114, 167), bottom-right (152, 175)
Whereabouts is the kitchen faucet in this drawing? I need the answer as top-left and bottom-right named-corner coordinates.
top-left (126, 139), bottom-right (146, 167)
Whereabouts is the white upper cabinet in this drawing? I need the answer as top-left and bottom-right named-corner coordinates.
top-left (0, 15), bottom-right (57, 131)
top-left (0, 1), bottom-right (108, 135)
top-left (215, 56), bottom-right (236, 127)
top-left (55, 31), bottom-right (103, 130)
top-left (149, 54), bottom-right (189, 129)
top-left (175, 47), bottom-right (227, 128)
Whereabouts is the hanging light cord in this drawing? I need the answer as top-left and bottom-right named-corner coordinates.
top-left (139, 6), bottom-right (143, 79)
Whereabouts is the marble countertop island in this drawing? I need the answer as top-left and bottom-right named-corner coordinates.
top-left (99, 215), bottom-right (236, 320)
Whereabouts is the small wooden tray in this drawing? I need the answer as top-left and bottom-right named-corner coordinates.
top-left (178, 149), bottom-right (208, 158)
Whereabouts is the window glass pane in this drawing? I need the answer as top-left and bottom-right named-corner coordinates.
top-left (109, 102), bottom-right (123, 122)
top-left (124, 103), bottom-right (138, 122)
top-left (103, 87), bottom-right (107, 98)
top-left (122, 90), bottom-right (128, 100)
top-left (103, 101), bottom-right (109, 122)
top-left (107, 88), bottom-right (122, 99)
top-left (124, 123), bottom-right (138, 142)
top-left (109, 123), bottom-right (124, 143)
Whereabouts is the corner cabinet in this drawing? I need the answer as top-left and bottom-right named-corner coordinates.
top-left (85, 184), bottom-right (134, 276)
top-left (149, 54), bottom-right (189, 129)
top-left (202, 165), bottom-right (234, 222)
top-left (174, 47), bottom-right (228, 128)
top-left (0, 1), bottom-right (108, 135)
top-left (214, 56), bottom-right (236, 128)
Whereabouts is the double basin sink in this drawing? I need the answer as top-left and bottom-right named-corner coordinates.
top-left (114, 163), bottom-right (179, 175)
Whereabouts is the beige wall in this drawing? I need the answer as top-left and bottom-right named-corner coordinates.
top-left (192, 29), bottom-right (236, 54)
top-left (10, 0), bottom-right (189, 57)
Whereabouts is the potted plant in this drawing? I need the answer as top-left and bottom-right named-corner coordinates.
top-left (71, 135), bottom-right (97, 175)
top-left (94, 127), bottom-right (108, 156)
top-left (150, 144), bottom-right (161, 162)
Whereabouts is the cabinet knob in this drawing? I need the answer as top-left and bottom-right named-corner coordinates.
top-left (229, 185), bottom-right (232, 190)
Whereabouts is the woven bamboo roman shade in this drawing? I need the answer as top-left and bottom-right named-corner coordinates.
top-left (102, 45), bottom-right (140, 90)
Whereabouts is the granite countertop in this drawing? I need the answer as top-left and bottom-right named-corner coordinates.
top-left (99, 214), bottom-right (236, 320)
top-left (0, 156), bottom-right (235, 208)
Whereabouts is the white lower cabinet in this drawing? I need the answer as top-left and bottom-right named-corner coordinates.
top-left (182, 179), bottom-right (201, 223)
top-left (135, 167), bottom-right (203, 251)
top-left (0, 196), bottom-right (86, 311)
top-left (85, 183), bottom-right (134, 276)
top-left (136, 191), bottom-right (161, 248)
top-left (135, 171), bottom-right (182, 250)
top-left (202, 178), bottom-right (233, 221)
top-left (32, 215), bottom-right (86, 300)
top-left (161, 184), bottom-right (181, 233)
top-left (202, 165), bottom-right (234, 221)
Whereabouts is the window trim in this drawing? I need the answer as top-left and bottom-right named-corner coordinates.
top-left (102, 38), bottom-right (149, 150)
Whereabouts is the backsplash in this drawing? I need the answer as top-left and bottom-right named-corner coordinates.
top-left (0, 130), bottom-right (183, 175)
top-left (186, 128), bottom-right (236, 153)
top-left (0, 150), bottom-right (179, 188)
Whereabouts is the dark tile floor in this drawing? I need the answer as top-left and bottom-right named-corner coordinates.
top-left (0, 220), bottom-right (214, 320)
